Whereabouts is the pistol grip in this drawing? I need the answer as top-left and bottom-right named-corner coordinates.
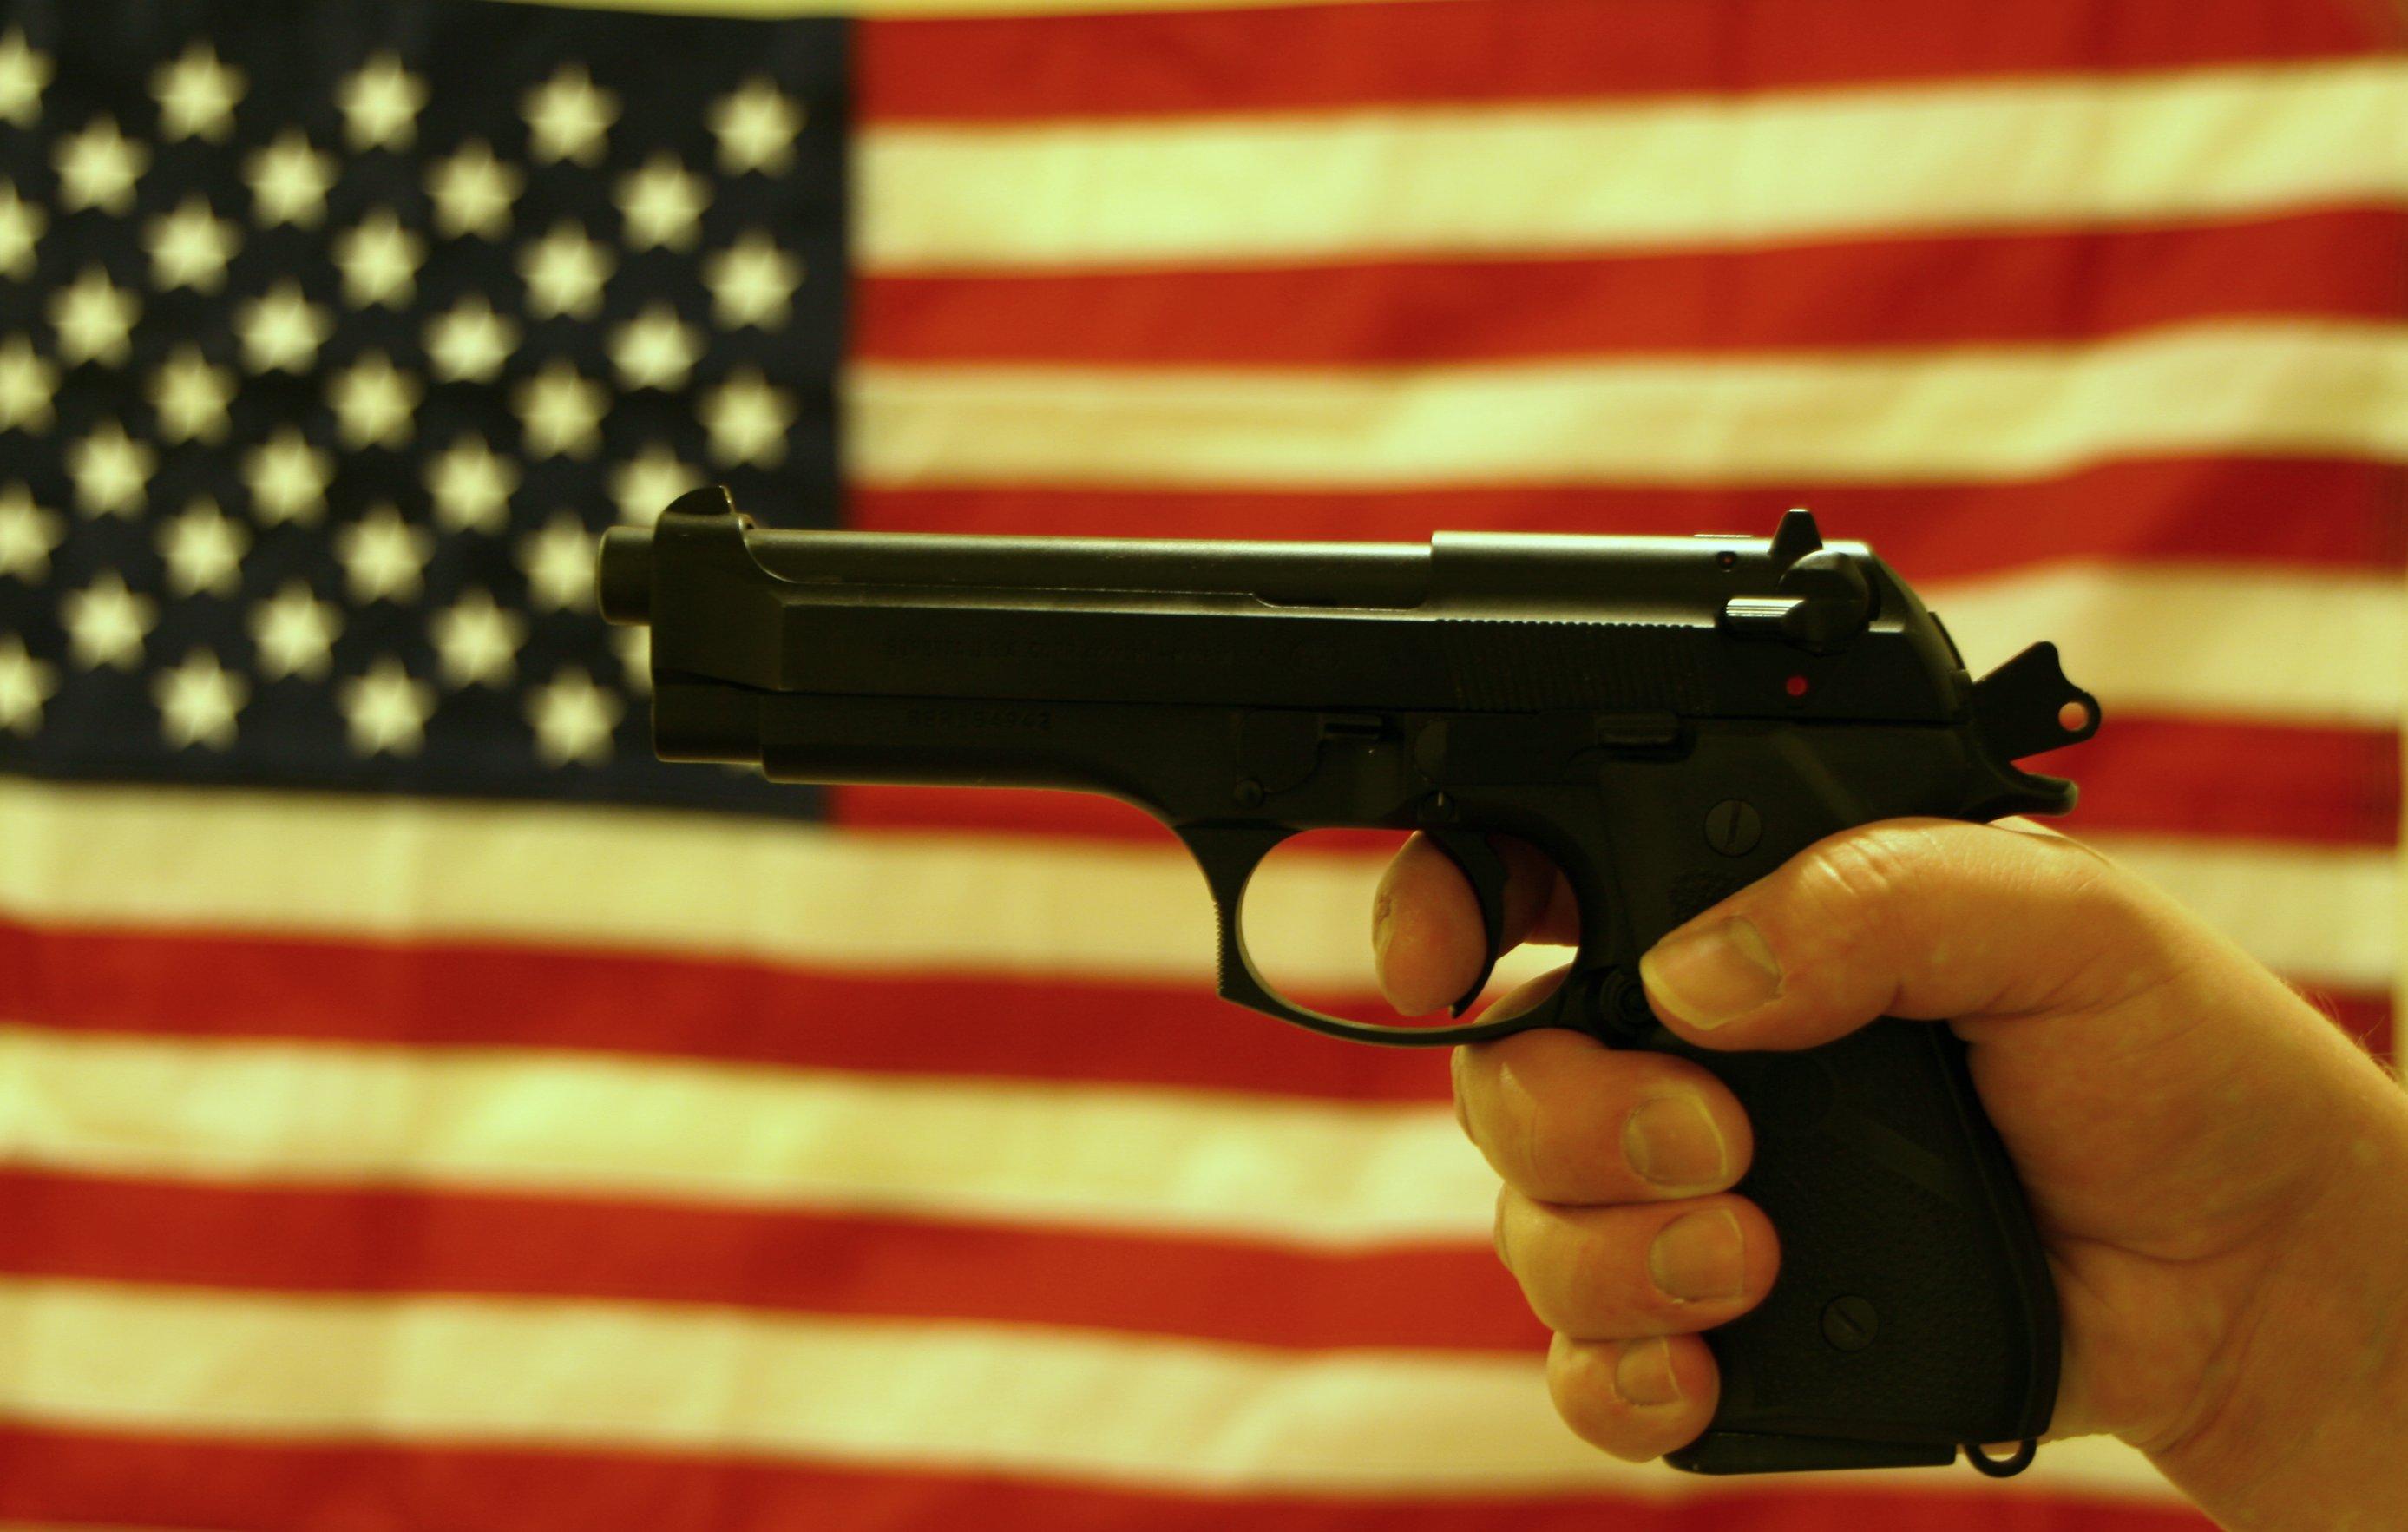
top-left (1657, 1016), bottom-right (2058, 1472)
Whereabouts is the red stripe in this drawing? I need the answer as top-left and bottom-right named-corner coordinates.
top-left (0, 924), bottom-right (1460, 1098)
top-left (834, 717), bottom-right (2401, 850)
top-left (0, 1170), bottom-right (1539, 1351)
top-left (848, 458), bottom-right (2408, 581)
top-left (2297, 988), bottom-right (2395, 1059)
top-left (859, 0), bottom-right (2394, 122)
top-left (2, 913), bottom-right (2390, 1089)
top-left (0, 1425), bottom-right (2217, 1531)
top-left (857, 213), bottom-right (2408, 365)
top-left (2034, 719), bottom-right (2400, 847)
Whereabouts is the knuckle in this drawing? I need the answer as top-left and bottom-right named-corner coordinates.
top-left (1452, 1048), bottom-right (1521, 1178)
top-left (1785, 823), bottom-right (1938, 944)
top-left (1545, 1335), bottom-right (1638, 1455)
top-left (1519, 1091), bottom-right (1585, 1198)
top-left (2011, 836), bottom-right (2182, 1012)
top-left (1519, 1201), bottom-right (1753, 1338)
top-left (1546, 1333), bottom-right (1706, 1462)
top-left (1558, 1218), bottom-right (1644, 1329)
top-left (1483, 1038), bottom-right (1571, 1197)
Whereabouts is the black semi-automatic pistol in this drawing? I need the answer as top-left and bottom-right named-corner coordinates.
top-left (599, 494), bottom-right (2100, 1478)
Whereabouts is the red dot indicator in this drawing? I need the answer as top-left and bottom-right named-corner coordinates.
top-left (1784, 674), bottom-right (1809, 698)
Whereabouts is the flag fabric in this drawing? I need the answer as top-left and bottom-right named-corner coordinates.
top-left (0, 0), bottom-right (2399, 1529)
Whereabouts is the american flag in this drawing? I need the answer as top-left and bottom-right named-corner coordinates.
top-left (0, 0), bottom-right (2398, 1528)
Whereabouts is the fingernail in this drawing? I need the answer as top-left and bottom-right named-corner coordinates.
top-left (1622, 1094), bottom-right (1728, 1189)
top-left (1641, 918), bottom-right (1780, 1029)
top-left (1612, 1336), bottom-right (1683, 1408)
top-left (1649, 1208), bottom-right (1746, 1303)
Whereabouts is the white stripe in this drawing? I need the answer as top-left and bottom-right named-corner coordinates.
top-left (0, 779), bottom-right (2392, 991)
top-left (2, 791), bottom-right (2385, 1239)
top-left (0, 1278), bottom-right (2183, 1502)
top-left (847, 322), bottom-right (2408, 490)
top-left (0, 1027), bottom-right (1486, 1246)
top-left (1932, 562), bottom-right (2404, 728)
top-left (859, 60), bottom-right (2408, 270)
top-left (2096, 836), bottom-right (2398, 996)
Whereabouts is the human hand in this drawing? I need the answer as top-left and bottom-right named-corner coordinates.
top-left (1373, 818), bottom-right (2408, 1528)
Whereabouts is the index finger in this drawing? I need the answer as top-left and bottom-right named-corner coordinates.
top-left (1372, 832), bottom-right (1580, 1016)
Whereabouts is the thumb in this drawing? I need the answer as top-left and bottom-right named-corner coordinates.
top-left (1637, 817), bottom-right (2190, 1050)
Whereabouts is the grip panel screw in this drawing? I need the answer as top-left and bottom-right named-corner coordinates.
top-left (1704, 799), bottom-right (1762, 856)
top-left (1821, 1294), bottom-right (1879, 1351)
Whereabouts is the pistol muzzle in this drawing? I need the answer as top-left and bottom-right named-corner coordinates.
top-left (597, 528), bottom-right (654, 627)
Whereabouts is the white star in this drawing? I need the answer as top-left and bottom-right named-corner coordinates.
top-left (246, 130), bottom-right (335, 227)
top-left (0, 335), bottom-right (55, 432)
top-left (528, 667), bottom-right (620, 765)
top-left (518, 221), bottom-right (613, 321)
top-left (154, 648), bottom-right (247, 749)
top-left (243, 427), bottom-right (331, 524)
top-left (236, 282), bottom-right (331, 373)
top-left (248, 582), bottom-right (342, 680)
top-left (156, 496), bottom-right (249, 596)
top-left (338, 53), bottom-right (424, 151)
top-left (709, 77), bottom-right (802, 176)
top-left (0, 634), bottom-right (56, 735)
top-left (53, 116), bottom-right (148, 215)
top-left (522, 63), bottom-right (616, 167)
top-left (336, 503), bottom-right (431, 602)
top-left (426, 139), bottom-right (520, 240)
top-left (608, 303), bottom-right (699, 391)
top-left (0, 179), bottom-right (44, 279)
top-left (338, 657), bottom-right (433, 756)
top-left (513, 360), bottom-right (607, 458)
top-left (430, 589), bottom-right (525, 688)
top-left (49, 266), bottom-right (140, 366)
top-left (327, 352), bottom-right (419, 449)
top-left (146, 194), bottom-right (239, 292)
top-left (148, 346), bottom-right (234, 444)
top-left (703, 232), bottom-right (803, 331)
top-left (701, 368), bottom-right (795, 469)
top-left (150, 42), bottom-right (245, 142)
top-left (333, 209), bottom-right (422, 308)
top-left (609, 443), bottom-right (701, 526)
top-left (425, 433), bottom-right (519, 533)
top-left (518, 513), bottom-right (596, 611)
top-left (61, 571), bottom-right (155, 669)
top-left (423, 294), bottom-right (517, 385)
top-left (613, 624), bottom-right (650, 696)
top-left (616, 621), bottom-right (654, 698)
top-left (615, 155), bottom-right (708, 252)
top-left (64, 420), bottom-right (152, 516)
top-left (0, 29), bottom-right (51, 128)
top-left (0, 483), bottom-right (62, 581)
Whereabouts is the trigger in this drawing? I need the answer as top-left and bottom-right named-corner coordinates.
top-left (1423, 830), bottom-right (1511, 1018)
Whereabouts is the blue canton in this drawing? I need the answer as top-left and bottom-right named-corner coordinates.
top-left (0, 0), bottom-right (847, 814)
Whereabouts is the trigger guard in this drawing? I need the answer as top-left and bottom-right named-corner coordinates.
top-left (1422, 829), bottom-right (1511, 1017)
top-left (1178, 819), bottom-right (1569, 1048)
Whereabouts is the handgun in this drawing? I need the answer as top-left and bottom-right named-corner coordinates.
top-left (598, 493), bottom-right (2099, 1478)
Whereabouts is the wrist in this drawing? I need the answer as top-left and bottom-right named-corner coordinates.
top-left (2136, 1059), bottom-right (2408, 1529)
